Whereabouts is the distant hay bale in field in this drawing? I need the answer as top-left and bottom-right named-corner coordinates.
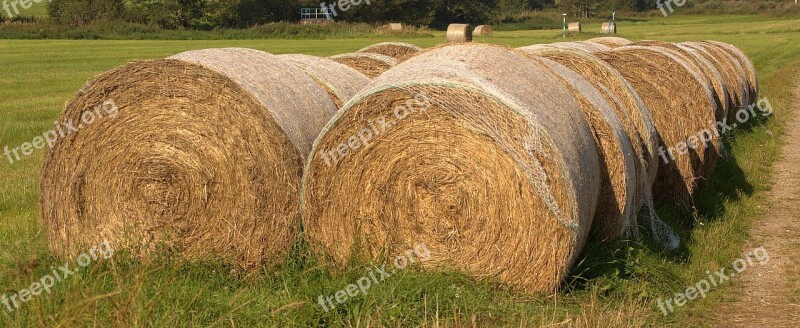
top-left (474, 25), bottom-right (493, 36)
top-left (567, 22), bottom-right (582, 33)
top-left (329, 52), bottom-right (399, 78)
top-left (680, 41), bottom-right (749, 122)
top-left (388, 23), bottom-right (403, 31)
top-left (278, 54), bottom-right (370, 108)
top-left (520, 47), bottom-right (660, 241)
top-left (590, 36), bottom-right (632, 48)
top-left (302, 43), bottom-right (602, 293)
top-left (633, 40), bottom-right (730, 121)
top-left (601, 22), bottom-right (616, 34)
top-left (447, 23), bottom-right (473, 42)
top-left (356, 42), bottom-right (423, 62)
top-left (40, 48), bottom-right (348, 269)
top-left (700, 40), bottom-right (759, 108)
top-left (536, 56), bottom-right (638, 242)
top-left (596, 46), bottom-right (719, 206)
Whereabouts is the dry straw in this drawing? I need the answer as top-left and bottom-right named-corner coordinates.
top-left (567, 22), bottom-right (582, 33)
top-left (302, 43), bottom-right (603, 293)
top-left (279, 54), bottom-right (370, 108)
top-left (356, 42), bottom-right (423, 62)
top-left (633, 40), bottom-right (730, 121)
top-left (446, 23), bottom-right (473, 42)
top-left (388, 23), bottom-right (403, 31)
top-left (680, 41), bottom-right (750, 122)
top-left (536, 56), bottom-right (638, 242)
top-left (474, 25), bottom-right (493, 36)
top-left (329, 52), bottom-right (399, 78)
top-left (589, 36), bottom-right (633, 48)
top-left (520, 47), bottom-right (660, 241)
top-left (596, 46), bottom-right (719, 206)
top-left (40, 48), bottom-right (358, 269)
top-left (700, 40), bottom-right (759, 107)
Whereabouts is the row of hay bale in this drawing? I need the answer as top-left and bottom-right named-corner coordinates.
top-left (41, 38), bottom-right (757, 294)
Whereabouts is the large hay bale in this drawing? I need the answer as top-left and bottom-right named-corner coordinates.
top-left (632, 40), bottom-right (730, 121)
top-left (474, 25), bottom-right (493, 36)
top-left (536, 56), bottom-right (638, 242)
top-left (590, 36), bottom-right (633, 48)
top-left (568, 22), bottom-right (582, 33)
top-left (40, 48), bottom-right (346, 269)
top-left (679, 41), bottom-right (749, 122)
top-left (596, 46), bottom-right (719, 205)
top-left (601, 22), bottom-right (616, 34)
top-left (329, 52), bottom-right (399, 78)
top-left (520, 47), bottom-right (660, 241)
top-left (700, 40), bottom-right (759, 107)
top-left (302, 43), bottom-right (602, 293)
top-left (278, 54), bottom-right (370, 108)
top-left (447, 23), bottom-right (473, 42)
top-left (356, 42), bottom-right (423, 62)
top-left (388, 23), bottom-right (403, 31)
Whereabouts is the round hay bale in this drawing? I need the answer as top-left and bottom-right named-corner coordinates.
top-left (680, 41), bottom-right (749, 122)
top-left (543, 41), bottom-right (611, 53)
top-left (601, 22), bottom-right (616, 34)
top-left (329, 52), bottom-right (399, 78)
top-left (632, 40), bottom-right (730, 121)
top-left (474, 25), bottom-right (493, 36)
top-left (388, 23), bottom-right (403, 31)
top-left (596, 46), bottom-right (719, 205)
top-left (567, 22), bottom-right (582, 33)
top-left (536, 56), bottom-right (638, 242)
top-left (40, 48), bottom-right (343, 269)
top-left (700, 40), bottom-right (758, 107)
top-left (302, 43), bottom-right (602, 293)
top-left (278, 54), bottom-right (370, 108)
top-left (356, 42), bottom-right (423, 62)
top-left (446, 23), bottom-right (473, 42)
top-left (590, 36), bottom-right (633, 48)
top-left (519, 47), bottom-right (660, 240)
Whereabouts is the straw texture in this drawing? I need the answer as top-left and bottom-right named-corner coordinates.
top-left (41, 48), bottom-right (342, 269)
top-left (356, 42), bottom-right (423, 62)
top-left (589, 37), bottom-right (633, 48)
top-left (279, 54), bottom-right (370, 108)
top-left (446, 23), bottom-right (473, 42)
top-left (474, 25), bottom-right (493, 36)
top-left (302, 43), bottom-right (601, 293)
top-left (329, 53), bottom-right (399, 78)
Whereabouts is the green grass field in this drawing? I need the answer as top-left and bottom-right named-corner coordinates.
top-left (1, 14), bottom-right (799, 327)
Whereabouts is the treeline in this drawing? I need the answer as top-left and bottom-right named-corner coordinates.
top-left (45, 0), bottom-right (662, 30)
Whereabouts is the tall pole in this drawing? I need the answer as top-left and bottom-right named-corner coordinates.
top-left (562, 13), bottom-right (567, 38)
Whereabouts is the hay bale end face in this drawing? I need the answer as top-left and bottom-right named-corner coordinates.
top-left (447, 23), bottom-right (473, 42)
top-left (356, 42), bottom-right (423, 62)
top-left (329, 52), bottom-right (399, 78)
top-left (302, 43), bottom-right (603, 293)
top-left (568, 22), bottom-right (582, 33)
top-left (474, 25), bottom-right (493, 36)
top-left (40, 48), bottom-right (349, 269)
top-left (388, 23), bottom-right (403, 31)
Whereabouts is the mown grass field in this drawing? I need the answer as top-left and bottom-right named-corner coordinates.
top-left (1, 14), bottom-right (799, 327)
